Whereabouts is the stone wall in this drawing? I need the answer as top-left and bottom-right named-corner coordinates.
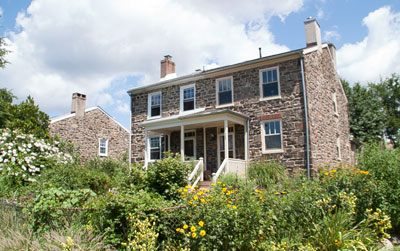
top-left (131, 57), bottom-right (309, 173)
top-left (303, 46), bottom-right (353, 171)
top-left (50, 108), bottom-right (130, 161)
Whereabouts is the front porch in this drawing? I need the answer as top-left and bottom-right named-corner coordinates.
top-left (142, 110), bottom-right (250, 181)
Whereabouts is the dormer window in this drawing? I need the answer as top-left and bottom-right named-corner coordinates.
top-left (216, 77), bottom-right (233, 106)
top-left (180, 84), bottom-right (195, 112)
top-left (260, 67), bottom-right (280, 100)
top-left (148, 91), bottom-right (161, 118)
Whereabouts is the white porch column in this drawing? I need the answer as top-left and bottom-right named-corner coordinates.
top-left (203, 126), bottom-right (207, 170)
top-left (244, 120), bottom-right (249, 161)
top-left (168, 132), bottom-right (171, 152)
top-left (180, 124), bottom-right (185, 161)
top-left (144, 129), bottom-right (149, 168)
top-left (224, 120), bottom-right (229, 161)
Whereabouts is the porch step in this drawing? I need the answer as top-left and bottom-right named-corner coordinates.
top-left (198, 180), bottom-right (213, 190)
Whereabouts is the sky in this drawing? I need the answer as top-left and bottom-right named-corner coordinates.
top-left (1, 0), bottom-right (400, 131)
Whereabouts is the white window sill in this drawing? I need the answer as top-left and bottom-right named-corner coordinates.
top-left (216, 103), bottom-right (234, 109)
top-left (99, 154), bottom-right (108, 157)
top-left (262, 149), bottom-right (284, 154)
top-left (259, 95), bottom-right (281, 102)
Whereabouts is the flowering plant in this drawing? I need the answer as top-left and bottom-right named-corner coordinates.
top-left (0, 128), bottom-right (73, 184)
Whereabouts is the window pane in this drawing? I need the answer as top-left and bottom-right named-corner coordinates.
top-left (267, 70), bottom-right (272, 82)
top-left (270, 121), bottom-right (275, 134)
top-left (183, 100), bottom-right (194, 111)
top-left (151, 106), bottom-right (160, 117)
top-left (265, 122), bottom-right (270, 135)
top-left (184, 88), bottom-right (194, 100)
top-left (151, 94), bottom-right (160, 105)
top-left (262, 71), bottom-right (267, 83)
top-left (100, 147), bottom-right (106, 154)
top-left (228, 135), bottom-right (233, 150)
top-left (263, 82), bottom-right (279, 97)
top-left (219, 91), bottom-right (232, 105)
top-left (150, 138), bottom-right (159, 148)
top-left (219, 135), bottom-right (224, 149)
top-left (150, 149), bottom-right (160, 160)
top-left (272, 69), bottom-right (277, 82)
top-left (275, 121), bottom-right (280, 134)
top-left (266, 135), bottom-right (281, 149)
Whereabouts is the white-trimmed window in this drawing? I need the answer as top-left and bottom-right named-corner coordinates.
top-left (336, 136), bottom-right (341, 160)
top-left (332, 93), bottom-right (338, 116)
top-left (259, 67), bottom-right (280, 100)
top-left (216, 77), bottom-right (233, 106)
top-left (148, 91), bottom-right (161, 118)
top-left (261, 120), bottom-right (283, 153)
top-left (149, 136), bottom-right (161, 160)
top-left (99, 138), bottom-right (108, 156)
top-left (180, 84), bottom-right (195, 112)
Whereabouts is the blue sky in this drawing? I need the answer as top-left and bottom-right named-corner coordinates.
top-left (1, 0), bottom-right (400, 131)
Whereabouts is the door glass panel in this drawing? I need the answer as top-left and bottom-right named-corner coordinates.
top-left (184, 139), bottom-right (194, 158)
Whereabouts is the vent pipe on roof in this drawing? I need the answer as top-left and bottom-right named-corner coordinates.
top-left (259, 47), bottom-right (262, 58)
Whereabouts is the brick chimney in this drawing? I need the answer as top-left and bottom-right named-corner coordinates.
top-left (160, 55), bottom-right (175, 79)
top-left (304, 17), bottom-right (322, 52)
top-left (71, 93), bottom-right (86, 118)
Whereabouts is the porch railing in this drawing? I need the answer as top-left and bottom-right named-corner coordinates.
top-left (187, 158), bottom-right (204, 190)
top-left (212, 158), bottom-right (247, 183)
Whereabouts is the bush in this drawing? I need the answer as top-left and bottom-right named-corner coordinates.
top-left (0, 129), bottom-right (73, 197)
top-left (248, 160), bottom-right (288, 188)
top-left (146, 153), bottom-right (191, 200)
top-left (357, 143), bottom-right (400, 233)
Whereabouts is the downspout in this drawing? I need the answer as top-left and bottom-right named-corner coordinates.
top-left (300, 57), bottom-right (311, 179)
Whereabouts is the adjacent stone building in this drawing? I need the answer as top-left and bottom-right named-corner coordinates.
top-left (50, 93), bottom-right (130, 161)
top-left (128, 18), bottom-right (352, 178)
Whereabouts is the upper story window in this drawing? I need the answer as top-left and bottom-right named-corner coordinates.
top-left (180, 84), bottom-right (195, 113)
top-left (260, 67), bottom-right (280, 100)
top-left (99, 138), bottom-right (108, 156)
top-left (216, 77), bottom-right (233, 106)
top-left (332, 93), bottom-right (338, 116)
top-left (148, 91), bottom-right (161, 119)
top-left (261, 120), bottom-right (283, 153)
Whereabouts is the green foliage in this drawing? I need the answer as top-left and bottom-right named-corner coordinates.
top-left (146, 153), bottom-right (191, 200)
top-left (357, 143), bottom-right (400, 232)
top-left (0, 30), bottom-right (9, 68)
top-left (372, 74), bottom-right (400, 148)
top-left (248, 160), bottom-right (288, 188)
top-left (85, 189), bottom-right (171, 247)
top-left (0, 129), bottom-right (73, 197)
top-left (27, 187), bottom-right (96, 232)
top-left (342, 80), bottom-right (386, 144)
top-left (0, 89), bottom-right (50, 139)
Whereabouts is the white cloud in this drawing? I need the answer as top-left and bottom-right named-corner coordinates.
top-left (324, 30), bottom-right (340, 41)
top-left (1, 0), bottom-right (304, 118)
top-left (317, 8), bottom-right (324, 19)
top-left (0, 7), bottom-right (3, 16)
top-left (337, 6), bottom-right (400, 84)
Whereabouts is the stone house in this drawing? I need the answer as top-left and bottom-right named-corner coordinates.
top-left (128, 18), bottom-right (352, 179)
top-left (50, 93), bottom-right (130, 161)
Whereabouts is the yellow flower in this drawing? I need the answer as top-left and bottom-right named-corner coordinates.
top-left (185, 185), bottom-right (189, 189)
top-left (192, 232), bottom-right (197, 238)
top-left (176, 228), bottom-right (181, 232)
top-left (222, 187), bottom-right (227, 192)
top-left (226, 191), bottom-right (231, 195)
top-left (233, 205), bottom-right (237, 210)
top-left (200, 230), bottom-right (206, 236)
top-left (281, 191), bottom-right (287, 194)
top-left (200, 198), bottom-right (205, 203)
top-left (330, 169), bottom-right (337, 173)
top-left (194, 195), bottom-right (198, 200)
top-left (121, 242), bottom-right (127, 247)
top-left (359, 170), bottom-right (369, 175)
top-left (183, 189), bottom-right (188, 192)
top-left (217, 181), bottom-right (222, 184)
top-left (183, 224), bottom-right (189, 229)
top-left (227, 204), bottom-right (231, 207)
top-left (259, 196), bottom-right (263, 200)
top-left (198, 221), bottom-right (204, 227)
top-left (324, 172), bottom-right (329, 175)
top-left (211, 183), bottom-right (215, 186)
top-left (191, 226), bottom-right (196, 232)
top-left (228, 200), bottom-right (232, 204)
top-left (180, 229), bottom-right (184, 233)
top-left (275, 192), bottom-right (280, 195)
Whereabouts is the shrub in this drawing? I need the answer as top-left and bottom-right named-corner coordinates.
top-left (357, 143), bottom-right (400, 232)
top-left (146, 153), bottom-right (191, 200)
top-left (248, 160), bottom-right (288, 188)
top-left (0, 129), bottom-right (73, 197)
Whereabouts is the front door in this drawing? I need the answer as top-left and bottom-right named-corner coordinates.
top-left (217, 127), bottom-right (235, 167)
top-left (184, 131), bottom-right (196, 160)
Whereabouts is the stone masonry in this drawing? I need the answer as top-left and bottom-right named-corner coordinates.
top-left (50, 108), bottom-right (130, 161)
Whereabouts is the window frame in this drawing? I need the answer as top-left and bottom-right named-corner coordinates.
top-left (261, 119), bottom-right (284, 154)
top-left (332, 92), bottom-right (339, 117)
top-left (148, 91), bottom-right (162, 119)
top-left (180, 84), bottom-right (196, 113)
top-left (259, 67), bottom-right (281, 101)
top-left (99, 138), bottom-right (108, 156)
top-left (336, 136), bottom-right (341, 160)
top-left (149, 135), bottom-right (162, 161)
top-left (217, 126), bottom-right (236, 166)
top-left (184, 130), bottom-right (197, 160)
top-left (216, 76), bottom-right (234, 107)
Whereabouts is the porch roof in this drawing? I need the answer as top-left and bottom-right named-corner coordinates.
top-left (141, 109), bottom-right (249, 131)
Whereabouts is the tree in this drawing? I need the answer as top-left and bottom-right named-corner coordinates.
top-left (342, 80), bottom-right (385, 144)
top-left (373, 74), bottom-right (400, 148)
top-left (0, 89), bottom-right (50, 138)
top-left (0, 16), bottom-right (10, 68)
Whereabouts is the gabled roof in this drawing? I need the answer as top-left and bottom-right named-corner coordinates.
top-left (50, 106), bottom-right (130, 133)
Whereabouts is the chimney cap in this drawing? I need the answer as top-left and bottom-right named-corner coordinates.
top-left (164, 55), bottom-right (172, 60)
top-left (304, 16), bottom-right (320, 26)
